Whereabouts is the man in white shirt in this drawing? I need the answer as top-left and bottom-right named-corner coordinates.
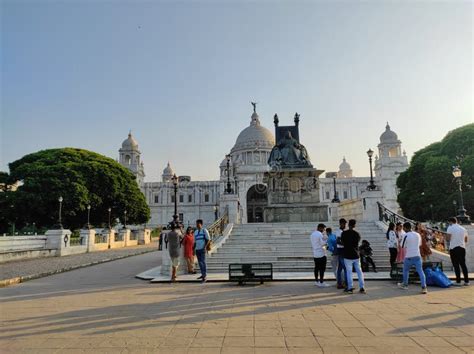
top-left (398, 222), bottom-right (428, 294)
top-left (447, 217), bottom-right (469, 286)
top-left (311, 223), bottom-right (329, 287)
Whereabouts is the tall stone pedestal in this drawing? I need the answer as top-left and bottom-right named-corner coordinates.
top-left (45, 229), bottom-right (72, 256)
top-left (361, 190), bottom-right (383, 222)
top-left (263, 168), bottom-right (328, 222)
top-left (220, 194), bottom-right (240, 224)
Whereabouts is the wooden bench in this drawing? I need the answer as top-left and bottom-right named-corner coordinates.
top-left (229, 263), bottom-right (273, 285)
top-left (390, 261), bottom-right (443, 283)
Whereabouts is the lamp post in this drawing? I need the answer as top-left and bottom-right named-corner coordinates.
top-left (214, 204), bottom-right (219, 221)
top-left (225, 154), bottom-right (232, 194)
top-left (58, 196), bottom-right (63, 229)
top-left (453, 200), bottom-right (457, 215)
top-left (331, 176), bottom-right (340, 203)
top-left (452, 166), bottom-right (471, 224)
top-left (108, 207), bottom-right (112, 229)
top-left (124, 210), bottom-right (127, 229)
top-left (172, 174), bottom-right (179, 223)
top-left (366, 149), bottom-right (376, 190)
top-left (87, 205), bottom-right (91, 229)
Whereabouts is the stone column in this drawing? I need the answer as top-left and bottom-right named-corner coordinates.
top-left (361, 190), bottom-right (383, 222)
top-left (465, 225), bottom-right (474, 270)
top-left (45, 229), bottom-right (72, 256)
top-left (220, 194), bottom-right (240, 224)
top-left (138, 228), bottom-right (151, 245)
top-left (120, 229), bottom-right (131, 247)
top-left (80, 229), bottom-right (96, 252)
top-left (328, 202), bottom-right (339, 223)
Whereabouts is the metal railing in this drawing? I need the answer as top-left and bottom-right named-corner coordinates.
top-left (208, 207), bottom-right (229, 242)
top-left (70, 237), bottom-right (83, 246)
top-left (377, 202), bottom-right (449, 253)
top-left (94, 233), bottom-right (108, 244)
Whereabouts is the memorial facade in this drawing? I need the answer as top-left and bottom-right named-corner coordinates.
top-left (119, 105), bottom-right (408, 227)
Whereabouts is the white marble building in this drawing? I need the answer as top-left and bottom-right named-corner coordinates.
top-left (119, 108), bottom-right (408, 227)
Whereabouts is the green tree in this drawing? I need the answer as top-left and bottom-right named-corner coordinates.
top-left (397, 123), bottom-right (474, 221)
top-left (4, 148), bottom-right (150, 232)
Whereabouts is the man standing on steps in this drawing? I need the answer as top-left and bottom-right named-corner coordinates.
top-left (194, 219), bottom-right (210, 283)
top-left (311, 223), bottom-right (329, 287)
top-left (397, 222), bottom-right (428, 294)
top-left (447, 217), bottom-right (470, 286)
top-left (334, 218), bottom-right (347, 289)
top-left (341, 219), bottom-right (366, 294)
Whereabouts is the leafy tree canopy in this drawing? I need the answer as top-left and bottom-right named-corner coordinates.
top-left (397, 123), bottom-right (474, 221)
top-left (2, 148), bottom-right (150, 232)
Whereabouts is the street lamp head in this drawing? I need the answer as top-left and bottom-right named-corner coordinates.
top-left (108, 207), bottom-right (111, 212)
top-left (226, 154), bottom-right (231, 162)
top-left (453, 200), bottom-right (457, 205)
top-left (366, 149), bottom-right (374, 158)
top-left (87, 205), bottom-right (91, 210)
top-left (452, 166), bottom-right (462, 178)
top-left (124, 210), bottom-right (127, 215)
top-left (172, 174), bottom-right (178, 186)
top-left (58, 196), bottom-right (63, 203)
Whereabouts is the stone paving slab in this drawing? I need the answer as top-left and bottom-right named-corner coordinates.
top-left (0, 242), bottom-right (158, 287)
top-left (0, 251), bottom-right (473, 353)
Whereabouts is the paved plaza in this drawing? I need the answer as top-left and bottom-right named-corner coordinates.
top-left (0, 252), bottom-right (473, 354)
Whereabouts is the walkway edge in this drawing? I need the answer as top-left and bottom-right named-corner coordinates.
top-left (0, 248), bottom-right (156, 288)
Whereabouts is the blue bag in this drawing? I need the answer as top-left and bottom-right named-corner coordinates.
top-left (426, 267), bottom-right (452, 288)
top-left (424, 267), bottom-right (436, 286)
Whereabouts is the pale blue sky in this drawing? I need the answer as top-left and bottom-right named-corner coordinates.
top-left (1, 0), bottom-right (472, 181)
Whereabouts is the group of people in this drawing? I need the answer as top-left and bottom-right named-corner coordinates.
top-left (386, 221), bottom-right (432, 269)
top-left (312, 216), bottom-right (470, 295)
top-left (311, 218), bottom-right (369, 294)
top-left (161, 219), bottom-right (211, 283)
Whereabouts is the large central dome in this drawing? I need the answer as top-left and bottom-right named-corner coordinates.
top-left (231, 111), bottom-right (275, 153)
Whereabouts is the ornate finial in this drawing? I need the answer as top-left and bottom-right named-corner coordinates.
top-left (294, 112), bottom-right (300, 126)
top-left (343, 156), bottom-right (346, 161)
top-left (273, 113), bottom-right (279, 127)
top-left (128, 129), bottom-right (132, 137)
top-left (251, 101), bottom-right (257, 113)
top-left (386, 122), bottom-right (390, 130)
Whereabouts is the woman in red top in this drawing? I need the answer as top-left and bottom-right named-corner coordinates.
top-left (182, 227), bottom-right (196, 274)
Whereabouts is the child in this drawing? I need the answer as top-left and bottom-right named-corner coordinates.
top-left (359, 240), bottom-right (377, 272)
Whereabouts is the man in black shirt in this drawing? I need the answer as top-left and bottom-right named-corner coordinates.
top-left (341, 219), bottom-right (366, 294)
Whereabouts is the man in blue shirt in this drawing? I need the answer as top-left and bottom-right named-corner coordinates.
top-left (194, 219), bottom-right (210, 283)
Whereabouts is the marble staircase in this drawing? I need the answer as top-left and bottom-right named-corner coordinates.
top-left (207, 222), bottom-right (391, 273)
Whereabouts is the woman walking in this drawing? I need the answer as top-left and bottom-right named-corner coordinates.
top-left (387, 222), bottom-right (398, 269)
top-left (182, 227), bottom-right (196, 274)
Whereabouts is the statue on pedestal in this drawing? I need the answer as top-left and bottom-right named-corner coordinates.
top-left (268, 131), bottom-right (311, 168)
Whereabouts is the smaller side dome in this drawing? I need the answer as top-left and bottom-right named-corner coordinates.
top-left (337, 157), bottom-right (353, 178)
top-left (380, 123), bottom-right (399, 144)
top-left (339, 157), bottom-right (351, 171)
top-left (163, 162), bottom-right (174, 176)
top-left (122, 131), bottom-right (139, 150)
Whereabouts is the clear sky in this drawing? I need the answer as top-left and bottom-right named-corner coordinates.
top-left (1, 0), bottom-right (472, 182)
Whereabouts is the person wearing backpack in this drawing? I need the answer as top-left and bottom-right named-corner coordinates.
top-left (194, 219), bottom-right (210, 283)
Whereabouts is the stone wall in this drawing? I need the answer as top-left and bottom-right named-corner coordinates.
top-left (337, 199), bottom-right (363, 221)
